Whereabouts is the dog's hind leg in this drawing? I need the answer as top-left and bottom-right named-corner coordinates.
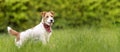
top-left (15, 39), bottom-right (22, 48)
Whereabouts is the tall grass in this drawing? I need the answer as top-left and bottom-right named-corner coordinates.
top-left (0, 28), bottom-right (120, 52)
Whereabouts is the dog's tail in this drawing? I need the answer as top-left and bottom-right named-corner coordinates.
top-left (7, 26), bottom-right (19, 36)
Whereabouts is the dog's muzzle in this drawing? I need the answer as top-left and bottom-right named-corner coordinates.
top-left (49, 19), bottom-right (54, 26)
top-left (50, 19), bottom-right (54, 23)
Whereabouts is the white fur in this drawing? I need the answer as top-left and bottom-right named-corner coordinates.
top-left (7, 27), bottom-right (11, 32)
top-left (7, 27), bottom-right (12, 34)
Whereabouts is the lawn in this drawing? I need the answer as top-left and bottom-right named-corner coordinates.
top-left (0, 27), bottom-right (120, 52)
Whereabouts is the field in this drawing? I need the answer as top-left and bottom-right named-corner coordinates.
top-left (0, 27), bottom-right (120, 52)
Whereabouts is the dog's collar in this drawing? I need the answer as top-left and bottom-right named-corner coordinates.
top-left (43, 23), bottom-right (51, 33)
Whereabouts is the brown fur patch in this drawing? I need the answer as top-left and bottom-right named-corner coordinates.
top-left (16, 34), bottom-right (20, 42)
top-left (41, 11), bottom-right (47, 18)
top-left (50, 11), bottom-right (54, 16)
top-left (9, 29), bottom-right (20, 42)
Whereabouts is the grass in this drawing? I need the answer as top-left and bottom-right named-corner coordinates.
top-left (0, 27), bottom-right (120, 52)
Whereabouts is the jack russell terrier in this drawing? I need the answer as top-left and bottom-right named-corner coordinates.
top-left (7, 11), bottom-right (54, 48)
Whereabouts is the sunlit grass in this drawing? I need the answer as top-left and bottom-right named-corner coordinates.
top-left (0, 28), bottom-right (120, 52)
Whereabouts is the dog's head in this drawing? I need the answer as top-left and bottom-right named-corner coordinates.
top-left (41, 11), bottom-right (54, 26)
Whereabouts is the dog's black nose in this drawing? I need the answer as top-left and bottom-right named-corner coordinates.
top-left (50, 20), bottom-right (53, 22)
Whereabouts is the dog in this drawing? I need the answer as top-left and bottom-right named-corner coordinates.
top-left (7, 11), bottom-right (54, 48)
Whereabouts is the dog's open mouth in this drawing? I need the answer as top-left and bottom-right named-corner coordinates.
top-left (43, 23), bottom-right (51, 33)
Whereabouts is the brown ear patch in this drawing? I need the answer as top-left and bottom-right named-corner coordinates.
top-left (50, 11), bottom-right (54, 16)
top-left (41, 11), bottom-right (46, 17)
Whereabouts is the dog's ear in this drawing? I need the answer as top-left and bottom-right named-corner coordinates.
top-left (41, 11), bottom-right (46, 17)
top-left (50, 11), bottom-right (54, 16)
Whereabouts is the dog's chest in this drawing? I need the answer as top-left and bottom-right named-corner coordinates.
top-left (31, 24), bottom-right (50, 37)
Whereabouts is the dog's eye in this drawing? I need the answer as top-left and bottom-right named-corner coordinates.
top-left (51, 16), bottom-right (53, 17)
top-left (46, 16), bottom-right (49, 18)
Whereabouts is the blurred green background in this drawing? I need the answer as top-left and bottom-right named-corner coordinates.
top-left (0, 0), bottom-right (120, 32)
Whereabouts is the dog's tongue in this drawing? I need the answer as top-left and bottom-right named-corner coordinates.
top-left (43, 23), bottom-right (51, 33)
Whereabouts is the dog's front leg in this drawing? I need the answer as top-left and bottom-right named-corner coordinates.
top-left (47, 33), bottom-right (52, 43)
top-left (40, 35), bottom-right (47, 45)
